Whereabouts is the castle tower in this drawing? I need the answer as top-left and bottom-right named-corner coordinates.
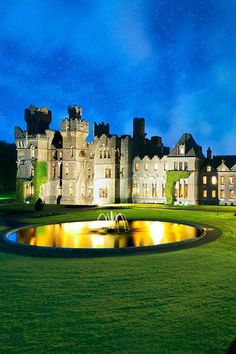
top-left (25, 105), bottom-right (52, 135)
top-left (93, 122), bottom-right (110, 137)
top-left (133, 118), bottom-right (146, 140)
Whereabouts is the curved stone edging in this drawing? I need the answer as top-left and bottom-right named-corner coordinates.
top-left (0, 218), bottom-right (221, 258)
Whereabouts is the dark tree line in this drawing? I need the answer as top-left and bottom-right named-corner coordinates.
top-left (0, 141), bottom-right (16, 192)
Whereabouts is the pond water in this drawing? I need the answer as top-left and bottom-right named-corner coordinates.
top-left (7, 220), bottom-right (200, 249)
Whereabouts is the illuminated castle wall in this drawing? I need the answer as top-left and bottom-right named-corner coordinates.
top-left (15, 105), bottom-right (236, 206)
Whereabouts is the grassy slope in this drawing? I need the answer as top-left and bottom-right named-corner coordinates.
top-left (0, 206), bottom-right (235, 354)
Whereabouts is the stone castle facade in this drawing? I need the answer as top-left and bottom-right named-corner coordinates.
top-left (15, 105), bottom-right (236, 206)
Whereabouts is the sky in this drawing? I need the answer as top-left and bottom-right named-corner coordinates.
top-left (0, 0), bottom-right (235, 155)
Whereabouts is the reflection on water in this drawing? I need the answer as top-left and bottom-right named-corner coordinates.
top-left (11, 220), bottom-right (199, 249)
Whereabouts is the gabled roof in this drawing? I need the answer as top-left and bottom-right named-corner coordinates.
top-left (206, 155), bottom-right (236, 170)
top-left (169, 133), bottom-right (205, 158)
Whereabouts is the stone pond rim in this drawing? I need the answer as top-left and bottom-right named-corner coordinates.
top-left (1, 219), bottom-right (221, 258)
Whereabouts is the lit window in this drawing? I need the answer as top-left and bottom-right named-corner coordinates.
top-left (53, 164), bottom-right (56, 178)
top-left (220, 176), bottom-right (225, 185)
top-left (132, 182), bottom-right (140, 197)
top-left (184, 183), bottom-right (188, 198)
top-left (220, 190), bottom-right (225, 199)
top-left (143, 183), bottom-right (149, 197)
top-left (207, 166), bottom-right (211, 172)
top-left (212, 190), bottom-right (216, 198)
top-left (179, 183), bottom-right (184, 197)
top-left (152, 183), bottom-right (157, 197)
top-left (135, 163), bottom-right (139, 172)
top-left (203, 176), bottom-right (207, 184)
top-left (105, 168), bottom-right (111, 178)
top-left (229, 190), bottom-right (235, 199)
top-left (229, 176), bottom-right (234, 185)
top-left (178, 145), bottom-right (185, 155)
top-left (211, 176), bottom-right (217, 185)
top-left (203, 190), bottom-right (207, 198)
top-left (145, 163), bottom-right (148, 171)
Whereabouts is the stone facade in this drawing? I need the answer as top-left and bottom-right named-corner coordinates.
top-left (15, 105), bottom-right (236, 206)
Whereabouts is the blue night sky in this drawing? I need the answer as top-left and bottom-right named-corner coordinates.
top-left (0, 0), bottom-right (235, 155)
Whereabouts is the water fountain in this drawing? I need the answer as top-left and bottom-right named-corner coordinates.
top-left (97, 211), bottom-right (130, 233)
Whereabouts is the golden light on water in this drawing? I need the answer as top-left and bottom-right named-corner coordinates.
top-left (15, 220), bottom-right (199, 249)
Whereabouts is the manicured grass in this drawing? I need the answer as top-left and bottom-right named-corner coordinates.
top-left (0, 205), bottom-right (235, 353)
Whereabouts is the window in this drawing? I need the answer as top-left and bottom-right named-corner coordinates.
top-left (70, 146), bottom-right (74, 158)
top-left (203, 190), bottom-right (207, 198)
top-left (31, 166), bottom-right (35, 177)
top-left (203, 176), bottom-right (207, 184)
top-left (154, 163), bottom-right (158, 171)
top-left (207, 166), bottom-right (211, 172)
top-left (100, 150), bottom-right (102, 159)
top-left (104, 150), bottom-right (107, 158)
top-left (220, 190), bottom-right (225, 199)
top-left (163, 163), bottom-right (167, 171)
top-left (229, 190), bottom-right (235, 199)
top-left (59, 151), bottom-right (63, 160)
top-left (88, 188), bottom-right (92, 198)
top-left (174, 162), bottom-right (178, 170)
top-left (184, 183), bottom-right (188, 198)
top-left (65, 164), bottom-right (69, 175)
top-left (229, 176), bottom-right (234, 185)
top-left (178, 145), bottom-right (185, 155)
top-left (108, 150), bottom-right (111, 158)
top-left (105, 168), bottom-right (111, 178)
top-left (53, 164), bottom-right (56, 178)
top-left (135, 163), bottom-right (139, 172)
top-left (143, 183), bottom-right (149, 197)
top-left (184, 162), bottom-right (188, 171)
top-left (179, 183), bottom-right (184, 198)
top-left (162, 184), bottom-right (166, 197)
top-left (120, 167), bottom-right (124, 177)
top-left (31, 146), bottom-right (35, 158)
top-left (212, 190), bottom-right (216, 198)
top-left (220, 176), bottom-right (225, 185)
top-left (179, 162), bottom-right (183, 171)
top-left (152, 183), bottom-right (157, 197)
top-left (99, 187), bottom-right (108, 198)
top-left (88, 168), bottom-right (91, 179)
top-left (144, 163), bottom-right (148, 171)
top-left (132, 182), bottom-right (140, 197)
top-left (211, 176), bottom-right (217, 185)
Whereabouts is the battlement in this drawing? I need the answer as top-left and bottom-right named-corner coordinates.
top-left (60, 118), bottom-right (89, 132)
top-left (25, 105), bottom-right (52, 135)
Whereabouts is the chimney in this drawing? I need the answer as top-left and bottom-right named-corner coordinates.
top-left (207, 147), bottom-right (212, 159)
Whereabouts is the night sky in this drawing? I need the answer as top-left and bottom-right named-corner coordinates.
top-left (0, 0), bottom-right (235, 155)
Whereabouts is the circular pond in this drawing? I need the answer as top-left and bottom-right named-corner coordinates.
top-left (6, 220), bottom-right (202, 250)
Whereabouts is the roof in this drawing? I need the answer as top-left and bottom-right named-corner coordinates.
top-left (204, 155), bottom-right (236, 169)
top-left (169, 133), bottom-right (205, 158)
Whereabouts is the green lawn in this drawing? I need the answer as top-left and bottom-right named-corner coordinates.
top-left (0, 204), bottom-right (235, 353)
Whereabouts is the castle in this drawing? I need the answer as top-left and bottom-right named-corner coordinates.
top-left (15, 105), bottom-right (236, 206)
